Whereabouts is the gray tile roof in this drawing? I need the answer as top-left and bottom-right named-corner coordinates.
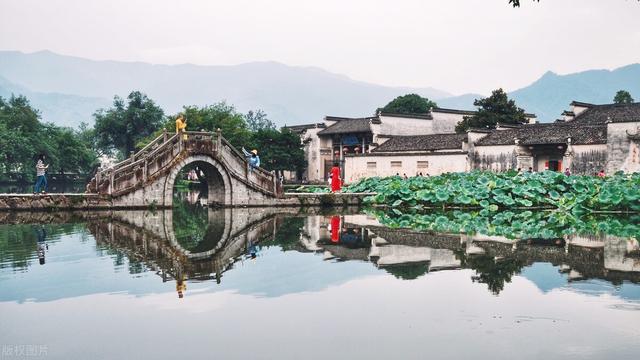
top-left (431, 107), bottom-right (476, 116)
top-left (317, 118), bottom-right (373, 135)
top-left (474, 123), bottom-right (607, 146)
top-left (373, 133), bottom-right (467, 152)
top-left (379, 112), bottom-right (433, 120)
top-left (570, 102), bottom-right (640, 124)
top-left (283, 123), bottom-right (326, 134)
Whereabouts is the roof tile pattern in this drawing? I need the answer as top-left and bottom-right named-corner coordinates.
top-left (317, 118), bottom-right (373, 135)
top-left (474, 123), bottom-right (607, 146)
top-left (373, 133), bottom-right (467, 152)
top-left (571, 103), bottom-right (640, 124)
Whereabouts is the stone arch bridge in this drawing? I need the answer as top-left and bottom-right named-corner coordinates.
top-left (87, 130), bottom-right (285, 207)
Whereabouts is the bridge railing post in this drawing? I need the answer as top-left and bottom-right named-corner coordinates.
top-left (272, 170), bottom-right (277, 195)
top-left (143, 158), bottom-right (148, 183)
top-left (215, 128), bottom-right (222, 154)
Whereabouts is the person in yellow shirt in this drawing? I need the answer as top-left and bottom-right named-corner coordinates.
top-left (175, 114), bottom-right (187, 134)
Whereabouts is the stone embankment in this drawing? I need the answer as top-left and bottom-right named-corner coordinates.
top-left (0, 192), bottom-right (374, 211)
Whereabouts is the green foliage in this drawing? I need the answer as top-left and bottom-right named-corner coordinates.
top-left (0, 223), bottom-right (83, 270)
top-left (259, 217), bottom-right (306, 252)
top-left (289, 185), bottom-right (330, 193)
top-left (613, 90), bottom-right (635, 104)
top-left (0, 95), bottom-right (97, 181)
top-left (171, 195), bottom-right (227, 253)
top-left (159, 102), bottom-right (252, 150)
top-left (466, 254), bottom-right (524, 295)
top-left (93, 91), bottom-right (164, 157)
top-left (368, 207), bottom-right (640, 240)
top-left (249, 128), bottom-right (306, 174)
top-left (455, 89), bottom-right (527, 133)
top-left (245, 110), bottom-right (276, 132)
top-left (343, 171), bottom-right (640, 214)
top-left (377, 94), bottom-right (437, 115)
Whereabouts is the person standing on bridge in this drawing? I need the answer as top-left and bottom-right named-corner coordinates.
top-left (175, 114), bottom-right (187, 139)
top-left (33, 154), bottom-right (49, 194)
top-left (241, 147), bottom-right (260, 173)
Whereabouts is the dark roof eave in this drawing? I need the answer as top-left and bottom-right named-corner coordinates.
top-left (431, 107), bottom-right (476, 116)
top-left (347, 151), bottom-right (468, 156)
top-left (570, 101), bottom-right (595, 107)
top-left (378, 112), bottom-right (433, 120)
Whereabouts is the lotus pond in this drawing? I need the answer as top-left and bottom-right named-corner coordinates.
top-left (1, 189), bottom-right (640, 359)
top-left (343, 171), bottom-right (640, 213)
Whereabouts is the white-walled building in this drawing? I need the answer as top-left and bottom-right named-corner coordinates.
top-left (287, 108), bottom-right (480, 182)
top-left (288, 101), bottom-right (640, 183)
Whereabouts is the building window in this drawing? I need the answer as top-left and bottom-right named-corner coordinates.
top-left (417, 161), bottom-right (429, 169)
top-left (367, 162), bottom-right (377, 169)
top-left (391, 161), bottom-right (402, 168)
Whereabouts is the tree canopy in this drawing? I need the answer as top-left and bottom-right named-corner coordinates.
top-left (249, 128), bottom-right (306, 176)
top-left (163, 102), bottom-right (253, 150)
top-left (1, 90), bottom-right (305, 183)
top-left (0, 95), bottom-right (97, 181)
top-left (613, 90), bottom-right (635, 104)
top-left (455, 88), bottom-right (527, 133)
top-left (146, 102), bottom-right (306, 175)
top-left (93, 91), bottom-right (164, 158)
top-left (377, 94), bottom-right (437, 115)
top-left (245, 110), bottom-right (276, 132)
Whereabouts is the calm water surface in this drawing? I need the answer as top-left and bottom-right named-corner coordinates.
top-left (1, 198), bottom-right (640, 359)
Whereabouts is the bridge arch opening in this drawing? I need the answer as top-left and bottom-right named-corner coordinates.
top-left (171, 159), bottom-right (229, 207)
top-left (171, 201), bottom-right (228, 254)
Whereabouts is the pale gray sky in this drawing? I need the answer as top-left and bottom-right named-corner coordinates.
top-left (1, 0), bottom-right (639, 95)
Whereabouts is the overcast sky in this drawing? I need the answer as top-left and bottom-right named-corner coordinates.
top-left (1, 0), bottom-right (639, 95)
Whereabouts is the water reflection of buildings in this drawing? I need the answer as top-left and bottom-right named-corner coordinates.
top-left (301, 214), bottom-right (640, 291)
top-left (10, 206), bottom-right (637, 297)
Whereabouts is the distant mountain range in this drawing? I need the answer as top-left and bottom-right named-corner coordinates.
top-left (0, 50), bottom-right (638, 128)
top-left (0, 76), bottom-right (110, 128)
top-left (0, 50), bottom-right (450, 128)
top-left (510, 65), bottom-right (640, 121)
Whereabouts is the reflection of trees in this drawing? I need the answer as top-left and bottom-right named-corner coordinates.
top-left (0, 223), bottom-right (82, 270)
top-left (383, 263), bottom-right (429, 280)
top-left (171, 196), bottom-right (224, 252)
top-left (458, 252), bottom-right (526, 295)
top-left (260, 217), bottom-right (305, 252)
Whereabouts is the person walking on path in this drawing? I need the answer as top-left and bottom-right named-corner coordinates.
top-left (597, 169), bottom-right (606, 178)
top-left (564, 168), bottom-right (571, 176)
top-left (241, 147), bottom-right (260, 173)
top-left (330, 162), bottom-right (341, 192)
top-left (33, 154), bottom-right (49, 194)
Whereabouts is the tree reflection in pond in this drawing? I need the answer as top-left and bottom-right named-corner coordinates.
top-left (171, 194), bottom-right (225, 253)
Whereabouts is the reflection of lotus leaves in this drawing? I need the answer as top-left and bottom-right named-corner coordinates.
top-left (343, 172), bottom-right (640, 213)
top-left (370, 208), bottom-right (640, 241)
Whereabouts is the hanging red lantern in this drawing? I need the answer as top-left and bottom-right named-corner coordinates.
top-left (354, 146), bottom-right (360, 153)
top-left (334, 150), bottom-right (340, 155)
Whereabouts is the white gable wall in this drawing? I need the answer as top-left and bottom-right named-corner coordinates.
top-left (377, 115), bottom-right (433, 136)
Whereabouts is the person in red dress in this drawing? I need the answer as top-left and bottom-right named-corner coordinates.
top-left (330, 163), bottom-right (341, 192)
top-left (330, 215), bottom-right (340, 243)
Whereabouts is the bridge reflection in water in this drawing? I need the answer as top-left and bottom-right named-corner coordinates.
top-left (78, 199), bottom-right (640, 297)
top-left (87, 200), bottom-right (296, 288)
